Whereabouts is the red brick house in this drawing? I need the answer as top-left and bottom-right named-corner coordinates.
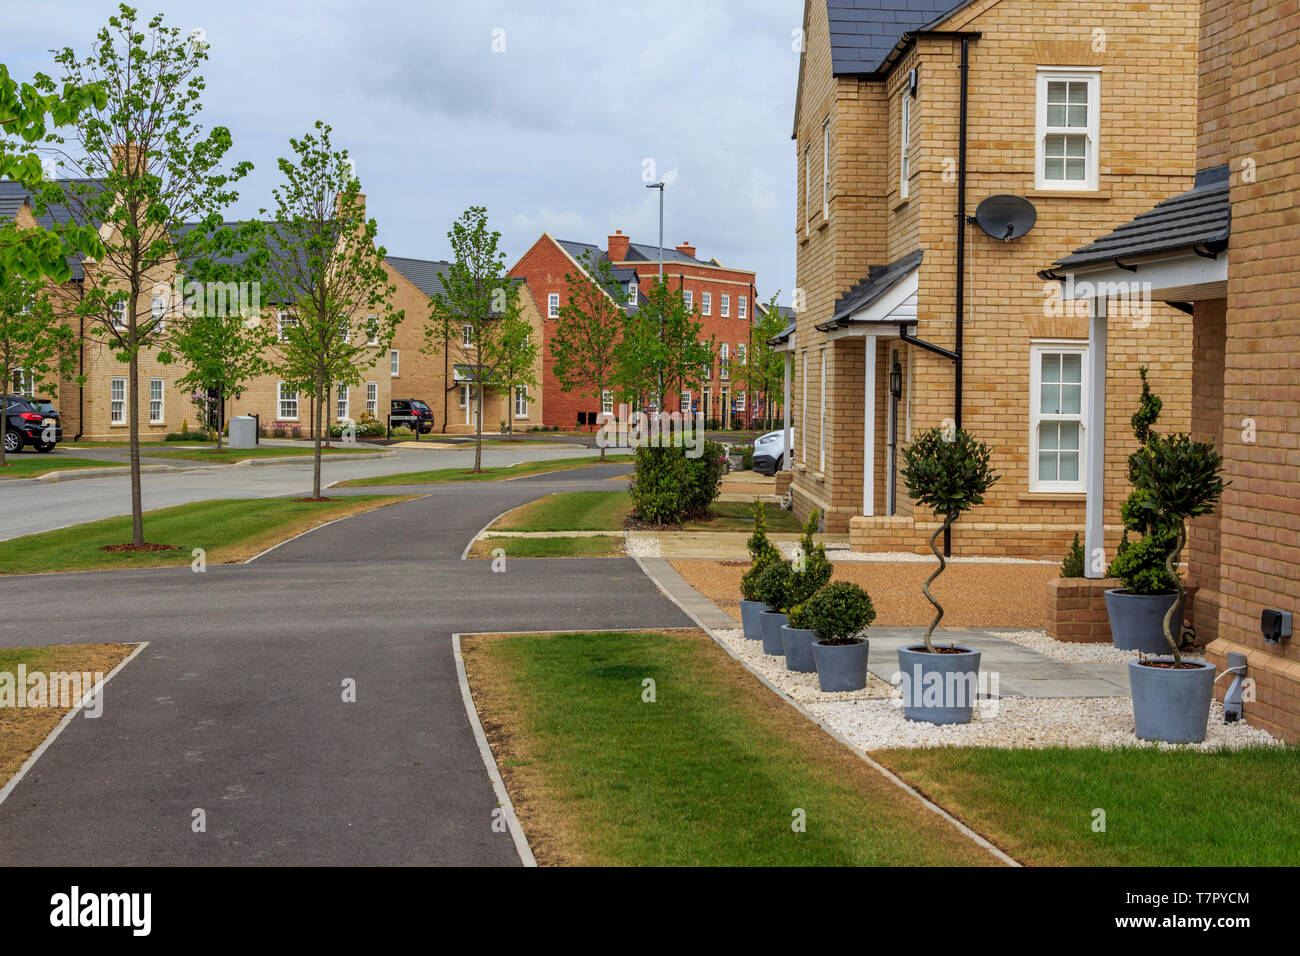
top-left (508, 231), bottom-right (764, 428)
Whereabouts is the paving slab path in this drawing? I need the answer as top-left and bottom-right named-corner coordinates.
top-left (0, 463), bottom-right (691, 865)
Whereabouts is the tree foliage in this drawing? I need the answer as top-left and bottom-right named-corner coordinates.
top-left (0, 274), bottom-right (78, 465)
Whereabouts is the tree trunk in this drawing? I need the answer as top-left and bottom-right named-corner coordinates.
top-left (215, 385), bottom-right (224, 452)
top-left (1162, 524), bottom-right (1188, 666)
top-left (129, 350), bottom-right (144, 547)
top-left (1, 385), bottom-right (9, 468)
top-left (921, 515), bottom-right (953, 652)
top-left (473, 378), bottom-right (483, 472)
top-left (312, 378), bottom-right (323, 499)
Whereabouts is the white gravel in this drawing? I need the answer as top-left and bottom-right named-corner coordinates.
top-left (712, 627), bottom-right (1279, 751)
top-left (624, 534), bottom-right (662, 558)
top-left (994, 629), bottom-right (1206, 665)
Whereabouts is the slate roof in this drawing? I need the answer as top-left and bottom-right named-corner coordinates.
top-left (826, 0), bottom-right (973, 76)
top-left (1047, 165), bottom-right (1231, 272)
top-left (817, 248), bottom-right (924, 330)
top-left (770, 319), bottom-right (797, 346)
top-left (0, 178), bottom-right (108, 279)
top-left (556, 239), bottom-right (642, 312)
top-left (623, 241), bottom-right (701, 266)
top-left (386, 255), bottom-right (452, 297)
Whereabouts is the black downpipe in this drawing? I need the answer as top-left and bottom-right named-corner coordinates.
top-left (946, 35), bottom-right (971, 557)
top-left (75, 280), bottom-right (85, 442)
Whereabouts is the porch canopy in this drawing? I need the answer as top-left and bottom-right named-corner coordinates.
top-left (1039, 164), bottom-right (1230, 577)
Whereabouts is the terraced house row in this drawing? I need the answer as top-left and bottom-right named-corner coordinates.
top-left (2, 186), bottom-right (777, 439)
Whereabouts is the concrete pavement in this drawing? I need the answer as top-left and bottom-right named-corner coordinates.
top-left (0, 463), bottom-right (690, 865)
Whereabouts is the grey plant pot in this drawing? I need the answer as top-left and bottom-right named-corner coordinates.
top-left (1129, 658), bottom-right (1216, 743)
top-left (811, 639), bottom-right (869, 691)
top-left (739, 599), bottom-right (770, 640)
top-left (780, 625), bottom-right (819, 673)
top-left (759, 611), bottom-right (789, 656)
top-left (897, 644), bottom-right (983, 725)
top-left (1105, 589), bottom-right (1182, 653)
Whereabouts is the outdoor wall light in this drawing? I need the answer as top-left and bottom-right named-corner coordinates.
top-left (889, 360), bottom-right (903, 399)
top-left (908, 68), bottom-right (919, 97)
top-left (1261, 609), bottom-right (1292, 644)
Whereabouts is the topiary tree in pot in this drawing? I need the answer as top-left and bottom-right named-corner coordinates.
top-left (793, 581), bottom-right (876, 692)
top-left (897, 426), bottom-right (999, 724)
top-left (752, 558), bottom-right (795, 656)
top-left (777, 510), bottom-right (834, 672)
top-left (739, 497), bottom-right (782, 639)
top-left (1105, 367), bottom-right (1184, 652)
top-left (1125, 431), bottom-right (1227, 742)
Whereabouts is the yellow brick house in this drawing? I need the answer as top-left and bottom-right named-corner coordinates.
top-left (783, 0), bottom-right (1199, 559)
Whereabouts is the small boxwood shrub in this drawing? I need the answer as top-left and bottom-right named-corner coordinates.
top-left (789, 581), bottom-right (876, 645)
top-left (753, 559), bottom-right (794, 613)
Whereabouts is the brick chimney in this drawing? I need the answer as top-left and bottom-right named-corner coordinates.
top-left (675, 241), bottom-right (696, 259)
top-left (607, 230), bottom-right (630, 262)
top-left (110, 143), bottom-right (144, 174)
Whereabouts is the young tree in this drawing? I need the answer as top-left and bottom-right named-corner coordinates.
top-left (254, 122), bottom-right (402, 499)
top-left (0, 64), bottom-right (105, 282)
top-left (425, 207), bottom-right (536, 472)
top-left (36, 6), bottom-right (250, 547)
top-left (550, 252), bottom-right (628, 459)
top-left (615, 277), bottom-right (711, 417)
top-left (170, 222), bottom-right (271, 451)
top-left (0, 275), bottom-right (78, 466)
top-left (495, 302), bottom-right (538, 436)
top-left (740, 293), bottom-right (787, 429)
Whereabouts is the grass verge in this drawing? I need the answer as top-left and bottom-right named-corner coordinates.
top-left (467, 535), bottom-right (624, 559)
top-left (0, 456), bottom-right (119, 479)
top-left (490, 491), bottom-right (799, 534)
top-left (875, 745), bottom-right (1300, 866)
top-left (140, 446), bottom-right (377, 463)
top-left (462, 628), bottom-right (1001, 866)
top-left (0, 495), bottom-right (413, 575)
top-left (338, 454), bottom-right (632, 486)
top-left (0, 643), bottom-right (136, 787)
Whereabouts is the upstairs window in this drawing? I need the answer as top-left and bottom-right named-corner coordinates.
top-left (738, 296), bottom-right (747, 319)
top-left (721, 294), bottom-right (730, 317)
top-left (684, 290), bottom-right (693, 310)
top-left (822, 117), bottom-right (831, 217)
top-left (702, 292), bottom-right (711, 316)
top-left (1036, 70), bottom-right (1100, 191)
top-left (900, 95), bottom-right (911, 200)
top-left (547, 293), bottom-right (559, 318)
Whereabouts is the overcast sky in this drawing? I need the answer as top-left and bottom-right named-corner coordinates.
top-left (4, 0), bottom-right (801, 301)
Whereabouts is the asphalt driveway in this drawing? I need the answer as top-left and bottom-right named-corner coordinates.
top-left (0, 464), bottom-right (690, 865)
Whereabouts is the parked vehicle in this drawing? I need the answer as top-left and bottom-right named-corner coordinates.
top-left (390, 398), bottom-right (434, 433)
top-left (2, 394), bottom-right (62, 453)
top-left (751, 428), bottom-right (794, 475)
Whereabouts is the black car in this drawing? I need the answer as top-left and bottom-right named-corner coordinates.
top-left (2, 394), bottom-right (62, 453)
top-left (390, 398), bottom-right (434, 434)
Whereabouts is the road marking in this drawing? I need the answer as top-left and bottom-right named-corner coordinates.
top-left (0, 641), bottom-right (150, 810)
top-left (451, 633), bottom-right (537, 867)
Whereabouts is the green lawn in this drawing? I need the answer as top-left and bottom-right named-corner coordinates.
top-left (0, 495), bottom-right (408, 575)
top-left (495, 491), bottom-right (632, 532)
top-left (471, 535), bottom-right (623, 558)
top-left (60, 440), bottom-right (169, 448)
top-left (876, 744), bottom-right (1300, 866)
top-left (140, 445), bottom-right (376, 464)
top-left (464, 630), bottom-right (999, 866)
top-left (339, 454), bottom-right (632, 486)
top-left (0, 456), bottom-right (119, 479)
top-left (491, 491), bottom-right (798, 533)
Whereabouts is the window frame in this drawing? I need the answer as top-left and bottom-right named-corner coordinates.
top-left (701, 292), bottom-right (711, 316)
top-left (390, 349), bottom-right (400, 377)
top-left (110, 377), bottom-right (126, 425)
top-left (366, 314), bottom-right (379, 345)
top-left (366, 382), bottom-right (378, 417)
top-left (803, 142), bottom-right (811, 236)
top-left (278, 382), bottom-right (299, 421)
top-left (148, 377), bottom-right (164, 424)
top-left (277, 311), bottom-right (297, 343)
top-left (900, 94), bottom-right (912, 200)
top-left (513, 385), bottom-right (529, 419)
top-left (336, 384), bottom-right (350, 421)
top-left (1029, 340), bottom-right (1088, 493)
top-left (822, 116), bottom-right (831, 218)
top-left (739, 296), bottom-right (747, 319)
top-left (601, 389), bottom-right (614, 416)
top-left (1035, 68), bottom-right (1101, 192)
top-left (719, 342), bottom-right (730, 380)
top-left (547, 293), bottom-right (559, 318)
top-left (683, 290), bottom-right (693, 310)
top-left (720, 293), bottom-right (729, 317)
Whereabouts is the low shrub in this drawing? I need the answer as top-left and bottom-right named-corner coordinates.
top-left (390, 426), bottom-right (414, 438)
top-left (271, 427), bottom-right (288, 439)
top-left (741, 497), bottom-right (782, 602)
top-left (629, 439), bottom-right (724, 525)
top-left (789, 582), bottom-right (876, 644)
top-left (753, 560), bottom-right (795, 613)
top-left (1060, 532), bottom-right (1085, 578)
top-left (734, 444), bottom-right (755, 470)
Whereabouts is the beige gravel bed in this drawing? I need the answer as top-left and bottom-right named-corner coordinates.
top-left (672, 558), bottom-right (1059, 628)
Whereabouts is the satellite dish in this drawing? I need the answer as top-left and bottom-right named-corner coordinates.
top-left (973, 194), bottom-right (1037, 241)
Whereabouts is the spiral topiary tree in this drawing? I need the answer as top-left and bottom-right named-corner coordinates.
top-left (900, 426), bottom-right (1000, 652)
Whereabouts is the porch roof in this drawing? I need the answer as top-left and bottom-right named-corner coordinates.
top-left (816, 248), bottom-right (923, 332)
top-left (1042, 165), bottom-right (1230, 274)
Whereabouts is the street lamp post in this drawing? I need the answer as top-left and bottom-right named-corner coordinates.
top-left (646, 181), bottom-right (665, 408)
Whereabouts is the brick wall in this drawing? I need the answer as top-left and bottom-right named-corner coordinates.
top-left (790, 0), bottom-right (1199, 557)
